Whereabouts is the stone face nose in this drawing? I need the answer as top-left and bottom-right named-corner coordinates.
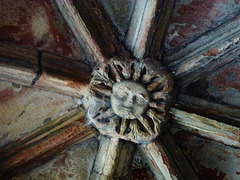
top-left (125, 95), bottom-right (134, 106)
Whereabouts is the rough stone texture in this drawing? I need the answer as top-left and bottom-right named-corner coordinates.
top-left (34, 52), bottom-right (91, 98)
top-left (131, 148), bottom-right (155, 180)
top-left (126, 0), bottom-right (159, 59)
top-left (0, 80), bottom-right (81, 147)
top-left (111, 80), bottom-right (150, 119)
top-left (86, 56), bottom-right (174, 143)
top-left (99, 0), bottom-right (136, 39)
top-left (2, 0), bottom-right (240, 179)
top-left (0, 43), bottom-right (38, 87)
top-left (55, 0), bottom-right (121, 66)
top-left (176, 94), bottom-right (240, 127)
top-left (165, 0), bottom-right (240, 50)
top-left (163, 11), bottom-right (240, 90)
top-left (15, 138), bottom-right (98, 180)
top-left (91, 136), bottom-right (135, 179)
top-left (0, 0), bottom-right (82, 59)
top-left (140, 140), bottom-right (178, 180)
top-left (186, 58), bottom-right (240, 108)
top-left (171, 108), bottom-right (240, 148)
top-left (0, 43), bottom-right (92, 98)
top-left (175, 131), bottom-right (240, 180)
top-left (207, 59), bottom-right (240, 107)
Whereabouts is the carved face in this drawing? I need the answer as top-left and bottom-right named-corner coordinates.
top-left (88, 58), bottom-right (173, 143)
top-left (111, 80), bottom-right (150, 119)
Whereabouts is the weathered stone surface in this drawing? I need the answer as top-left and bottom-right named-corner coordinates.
top-left (205, 60), bottom-right (240, 108)
top-left (176, 94), bottom-right (240, 126)
top-left (0, 43), bottom-right (38, 86)
top-left (140, 140), bottom-right (178, 180)
top-left (185, 59), bottom-right (240, 108)
top-left (164, 15), bottom-right (240, 89)
top-left (111, 80), bottom-right (150, 119)
top-left (174, 131), bottom-right (240, 180)
top-left (35, 52), bottom-right (91, 98)
top-left (0, 43), bottom-right (92, 98)
top-left (149, 0), bottom-right (175, 59)
top-left (131, 148), bottom-right (155, 180)
top-left (100, 0), bottom-right (136, 39)
top-left (164, 0), bottom-right (240, 50)
top-left (2, 0), bottom-right (240, 179)
top-left (160, 132), bottom-right (200, 179)
top-left (126, 0), bottom-right (158, 59)
top-left (86, 56), bottom-right (174, 143)
top-left (91, 136), bottom-right (135, 179)
top-left (0, 43), bottom-right (38, 65)
top-left (0, 106), bottom-right (98, 179)
top-left (0, 0), bottom-right (82, 59)
top-left (140, 132), bottom-right (199, 180)
top-left (55, 0), bottom-right (120, 65)
top-left (0, 80), bottom-right (81, 147)
top-left (15, 138), bottom-right (98, 180)
top-left (171, 108), bottom-right (240, 148)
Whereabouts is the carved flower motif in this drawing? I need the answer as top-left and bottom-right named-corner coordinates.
top-left (86, 56), bottom-right (174, 143)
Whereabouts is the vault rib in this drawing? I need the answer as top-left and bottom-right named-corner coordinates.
top-left (126, 0), bottom-right (158, 59)
top-left (170, 107), bottom-right (240, 148)
top-left (0, 106), bottom-right (98, 179)
top-left (90, 136), bottom-right (135, 180)
top-left (0, 43), bottom-right (91, 98)
top-left (164, 15), bottom-right (240, 88)
top-left (54, 0), bottom-right (120, 64)
top-left (140, 133), bottom-right (199, 180)
top-left (176, 94), bottom-right (240, 126)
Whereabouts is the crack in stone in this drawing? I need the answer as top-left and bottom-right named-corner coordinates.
top-left (31, 51), bottom-right (43, 86)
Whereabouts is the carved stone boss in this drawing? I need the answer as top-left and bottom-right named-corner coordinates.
top-left (86, 56), bottom-right (173, 143)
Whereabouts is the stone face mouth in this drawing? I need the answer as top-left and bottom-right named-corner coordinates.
top-left (86, 56), bottom-right (174, 143)
top-left (120, 106), bottom-right (133, 113)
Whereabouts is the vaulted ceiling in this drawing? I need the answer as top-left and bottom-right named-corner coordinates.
top-left (1, 0), bottom-right (240, 179)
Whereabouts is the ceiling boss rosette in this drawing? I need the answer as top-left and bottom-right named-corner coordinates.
top-left (85, 55), bottom-right (174, 143)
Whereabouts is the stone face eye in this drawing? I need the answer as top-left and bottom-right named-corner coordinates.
top-left (115, 92), bottom-right (128, 100)
top-left (136, 96), bottom-right (145, 104)
top-left (136, 95), bottom-right (148, 105)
